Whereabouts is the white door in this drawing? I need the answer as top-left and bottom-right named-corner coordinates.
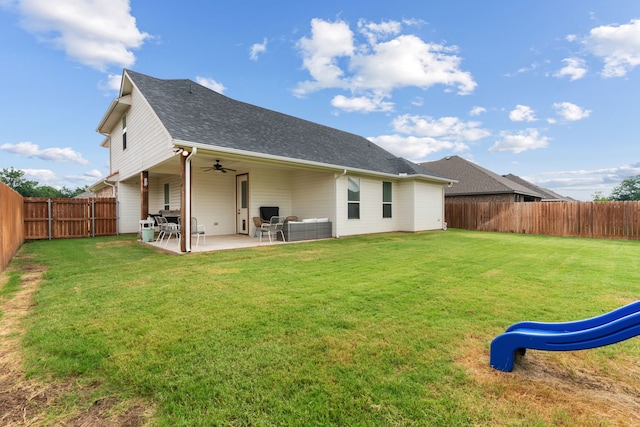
top-left (236, 174), bottom-right (249, 235)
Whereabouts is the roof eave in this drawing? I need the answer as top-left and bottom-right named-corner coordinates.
top-left (96, 95), bottom-right (132, 135)
top-left (173, 139), bottom-right (453, 184)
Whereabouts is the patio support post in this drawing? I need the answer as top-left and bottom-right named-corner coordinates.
top-left (140, 171), bottom-right (149, 220)
top-left (180, 154), bottom-right (188, 252)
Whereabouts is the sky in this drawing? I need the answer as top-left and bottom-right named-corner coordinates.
top-left (1, 1), bottom-right (639, 201)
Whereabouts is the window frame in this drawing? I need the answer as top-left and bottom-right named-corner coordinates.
top-left (347, 176), bottom-right (360, 220)
top-left (382, 181), bottom-right (392, 218)
top-left (122, 115), bottom-right (128, 150)
top-left (163, 183), bottom-right (170, 210)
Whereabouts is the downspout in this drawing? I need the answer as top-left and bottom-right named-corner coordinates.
top-left (102, 180), bottom-right (116, 197)
top-left (334, 169), bottom-right (347, 238)
top-left (184, 147), bottom-right (197, 252)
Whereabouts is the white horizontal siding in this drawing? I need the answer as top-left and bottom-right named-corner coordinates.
top-left (248, 166), bottom-right (294, 218)
top-left (117, 181), bottom-right (141, 234)
top-left (337, 175), bottom-right (400, 237)
top-left (110, 86), bottom-right (173, 181)
top-left (413, 182), bottom-right (445, 231)
top-left (291, 170), bottom-right (335, 220)
top-left (192, 168), bottom-right (236, 235)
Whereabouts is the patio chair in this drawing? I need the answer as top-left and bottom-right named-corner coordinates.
top-left (253, 217), bottom-right (266, 238)
top-left (191, 217), bottom-right (206, 247)
top-left (260, 216), bottom-right (285, 243)
top-left (163, 220), bottom-right (180, 246)
top-left (156, 216), bottom-right (171, 242)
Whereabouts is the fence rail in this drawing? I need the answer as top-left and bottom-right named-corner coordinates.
top-left (24, 198), bottom-right (117, 240)
top-left (445, 201), bottom-right (640, 240)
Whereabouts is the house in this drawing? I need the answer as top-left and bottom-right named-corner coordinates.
top-left (420, 155), bottom-right (558, 203)
top-left (502, 174), bottom-right (573, 202)
top-left (91, 70), bottom-right (454, 252)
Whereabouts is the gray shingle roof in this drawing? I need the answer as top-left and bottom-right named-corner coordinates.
top-left (124, 70), bottom-right (450, 180)
top-left (419, 155), bottom-right (543, 197)
top-left (502, 174), bottom-right (572, 201)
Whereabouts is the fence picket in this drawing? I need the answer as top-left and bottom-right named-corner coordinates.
top-left (23, 198), bottom-right (117, 240)
top-left (445, 201), bottom-right (640, 240)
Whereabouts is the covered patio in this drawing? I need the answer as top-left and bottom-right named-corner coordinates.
top-left (143, 232), bottom-right (288, 254)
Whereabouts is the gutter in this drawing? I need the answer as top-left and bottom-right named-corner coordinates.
top-left (171, 139), bottom-right (454, 185)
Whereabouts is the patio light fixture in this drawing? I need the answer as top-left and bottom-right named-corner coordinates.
top-left (173, 148), bottom-right (190, 156)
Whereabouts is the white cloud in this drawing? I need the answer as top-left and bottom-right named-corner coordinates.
top-left (553, 102), bottom-right (591, 121)
top-left (294, 18), bottom-right (476, 110)
top-left (294, 19), bottom-right (354, 95)
top-left (368, 134), bottom-right (467, 161)
top-left (331, 95), bottom-right (394, 113)
top-left (554, 57), bottom-right (588, 80)
top-left (15, 0), bottom-right (149, 71)
top-left (357, 18), bottom-right (402, 44)
top-left (489, 128), bottom-right (550, 153)
top-left (250, 38), bottom-right (268, 61)
top-left (22, 168), bottom-right (58, 183)
top-left (531, 163), bottom-right (640, 200)
top-left (509, 105), bottom-right (537, 122)
top-left (97, 73), bottom-right (122, 92)
top-left (391, 114), bottom-right (490, 142)
top-left (583, 18), bottom-right (640, 77)
top-left (85, 169), bottom-right (103, 179)
top-left (470, 106), bottom-right (486, 116)
top-left (195, 76), bottom-right (226, 93)
top-left (368, 114), bottom-right (489, 161)
top-left (0, 141), bottom-right (89, 164)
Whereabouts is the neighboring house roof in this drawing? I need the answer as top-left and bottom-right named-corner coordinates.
top-left (105, 70), bottom-right (451, 182)
top-left (73, 191), bottom-right (97, 199)
top-left (502, 174), bottom-right (573, 201)
top-left (420, 155), bottom-right (543, 198)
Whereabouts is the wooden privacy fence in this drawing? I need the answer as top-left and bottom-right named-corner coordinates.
top-left (445, 201), bottom-right (640, 240)
top-left (24, 198), bottom-right (118, 240)
top-left (1, 182), bottom-right (24, 273)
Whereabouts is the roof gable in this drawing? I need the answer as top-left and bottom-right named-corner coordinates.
top-left (123, 70), bottom-right (450, 180)
top-left (420, 156), bottom-right (542, 197)
top-left (502, 174), bottom-right (572, 201)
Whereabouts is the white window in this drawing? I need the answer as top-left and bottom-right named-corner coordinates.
top-left (122, 115), bottom-right (127, 150)
top-left (348, 177), bottom-right (360, 219)
top-left (382, 181), bottom-right (392, 218)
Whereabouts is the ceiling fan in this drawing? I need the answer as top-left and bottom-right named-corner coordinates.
top-left (202, 159), bottom-right (236, 173)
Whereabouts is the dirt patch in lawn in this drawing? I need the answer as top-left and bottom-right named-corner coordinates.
top-left (458, 335), bottom-right (640, 426)
top-left (0, 254), bottom-right (154, 426)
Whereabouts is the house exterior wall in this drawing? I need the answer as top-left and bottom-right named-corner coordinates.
top-left (413, 182), bottom-right (445, 231)
top-left (291, 170), bottom-right (335, 221)
top-left (110, 87), bottom-right (173, 182)
top-left (192, 169), bottom-right (236, 235)
top-left (335, 174), bottom-right (406, 237)
top-left (117, 180), bottom-right (142, 233)
top-left (248, 166), bottom-right (294, 220)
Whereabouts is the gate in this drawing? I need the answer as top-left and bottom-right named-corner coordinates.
top-left (24, 198), bottom-right (117, 240)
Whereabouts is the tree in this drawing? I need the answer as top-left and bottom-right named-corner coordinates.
top-left (592, 191), bottom-right (609, 201)
top-left (0, 167), bottom-right (38, 196)
top-left (609, 175), bottom-right (640, 201)
top-left (0, 167), bottom-right (90, 198)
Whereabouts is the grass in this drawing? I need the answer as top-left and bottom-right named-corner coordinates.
top-left (6, 229), bottom-right (640, 425)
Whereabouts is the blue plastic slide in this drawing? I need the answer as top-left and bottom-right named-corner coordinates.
top-left (490, 301), bottom-right (640, 372)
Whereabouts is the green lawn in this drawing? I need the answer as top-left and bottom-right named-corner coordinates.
top-left (5, 230), bottom-right (640, 425)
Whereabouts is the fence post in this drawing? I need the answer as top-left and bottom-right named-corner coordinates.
top-left (47, 199), bottom-right (52, 240)
top-left (91, 199), bottom-right (95, 238)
